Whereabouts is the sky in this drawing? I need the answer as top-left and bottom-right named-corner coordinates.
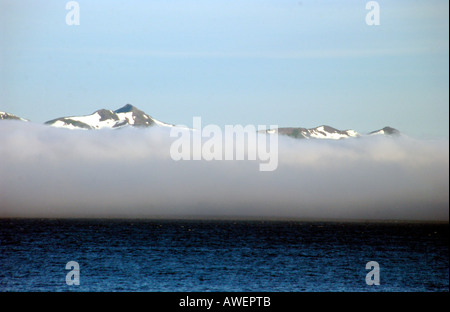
top-left (0, 0), bottom-right (448, 138)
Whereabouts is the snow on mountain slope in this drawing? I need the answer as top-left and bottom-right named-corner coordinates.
top-left (3, 105), bottom-right (400, 139)
top-left (265, 125), bottom-right (360, 140)
top-left (0, 111), bottom-right (28, 121)
top-left (45, 104), bottom-right (174, 130)
top-left (308, 125), bottom-right (359, 139)
top-left (368, 126), bottom-right (400, 136)
top-left (262, 125), bottom-right (400, 140)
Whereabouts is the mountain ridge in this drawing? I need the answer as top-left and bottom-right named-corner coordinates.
top-left (1, 104), bottom-right (400, 139)
top-left (44, 104), bottom-right (174, 130)
top-left (0, 111), bottom-right (29, 122)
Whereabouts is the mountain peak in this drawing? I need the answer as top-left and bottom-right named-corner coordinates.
top-left (270, 125), bottom-right (359, 140)
top-left (369, 126), bottom-right (400, 136)
top-left (0, 111), bottom-right (28, 121)
top-left (43, 104), bottom-right (170, 130)
top-left (114, 104), bottom-right (138, 114)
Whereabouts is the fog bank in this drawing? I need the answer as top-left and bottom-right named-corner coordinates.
top-left (0, 121), bottom-right (448, 221)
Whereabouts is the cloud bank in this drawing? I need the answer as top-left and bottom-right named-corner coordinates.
top-left (0, 121), bottom-right (448, 221)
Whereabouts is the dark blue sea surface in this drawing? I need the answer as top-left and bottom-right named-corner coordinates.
top-left (0, 219), bottom-right (448, 292)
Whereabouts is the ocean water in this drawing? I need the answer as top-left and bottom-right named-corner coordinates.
top-left (0, 219), bottom-right (448, 292)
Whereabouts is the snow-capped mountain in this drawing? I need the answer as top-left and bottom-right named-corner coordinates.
top-left (2, 104), bottom-right (400, 139)
top-left (0, 111), bottom-right (28, 121)
top-left (368, 126), bottom-right (400, 136)
top-left (263, 125), bottom-right (400, 139)
top-left (45, 104), bottom-right (173, 130)
top-left (263, 125), bottom-right (359, 140)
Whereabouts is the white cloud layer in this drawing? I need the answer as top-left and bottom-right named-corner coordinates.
top-left (0, 121), bottom-right (448, 221)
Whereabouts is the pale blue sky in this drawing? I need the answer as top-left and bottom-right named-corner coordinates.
top-left (1, 0), bottom-right (448, 137)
